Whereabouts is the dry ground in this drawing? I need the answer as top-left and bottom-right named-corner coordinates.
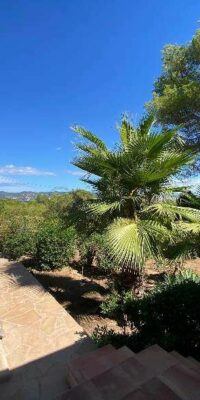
top-left (28, 258), bottom-right (200, 337)
top-left (30, 266), bottom-right (121, 336)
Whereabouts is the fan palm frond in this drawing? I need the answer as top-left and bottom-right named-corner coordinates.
top-left (107, 218), bottom-right (144, 267)
top-left (120, 117), bottom-right (136, 147)
top-left (178, 222), bottom-right (200, 234)
top-left (71, 126), bottom-right (107, 150)
top-left (138, 114), bottom-right (155, 136)
top-left (145, 202), bottom-right (200, 222)
top-left (107, 218), bottom-right (171, 268)
top-left (75, 143), bottom-right (101, 155)
top-left (87, 201), bottom-right (121, 215)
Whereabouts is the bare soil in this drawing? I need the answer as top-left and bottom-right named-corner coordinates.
top-left (31, 266), bottom-right (122, 336)
top-left (30, 258), bottom-right (200, 337)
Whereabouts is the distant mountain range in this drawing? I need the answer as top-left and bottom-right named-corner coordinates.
top-left (0, 191), bottom-right (66, 202)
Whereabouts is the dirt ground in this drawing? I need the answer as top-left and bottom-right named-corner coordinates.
top-left (30, 258), bottom-right (200, 337)
top-left (31, 266), bottom-right (122, 336)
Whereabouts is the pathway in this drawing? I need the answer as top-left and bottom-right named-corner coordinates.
top-left (0, 258), bottom-right (95, 400)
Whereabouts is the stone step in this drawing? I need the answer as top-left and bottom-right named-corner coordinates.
top-left (171, 351), bottom-right (200, 372)
top-left (87, 355), bottom-right (154, 399)
top-left (67, 345), bottom-right (134, 387)
top-left (67, 344), bottom-right (114, 386)
top-left (123, 377), bottom-right (183, 399)
top-left (160, 362), bottom-right (200, 400)
top-left (64, 380), bottom-right (104, 400)
top-left (75, 345), bottom-right (134, 382)
top-left (0, 341), bottom-right (11, 383)
top-left (66, 355), bottom-right (153, 400)
top-left (135, 344), bottom-right (178, 374)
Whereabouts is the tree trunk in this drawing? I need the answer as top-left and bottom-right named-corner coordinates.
top-left (115, 265), bottom-right (144, 296)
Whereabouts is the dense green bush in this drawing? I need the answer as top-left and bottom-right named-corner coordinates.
top-left (35, 222), bottom-right (77, 270)
top-left (0, 198), bottom-right (46, 259)
top-left (95, 272), bottom-right (200, 360)
top-left (2, 230), bottom-right (36, 260)
top-left (126, 280), bottom-right (200, 358)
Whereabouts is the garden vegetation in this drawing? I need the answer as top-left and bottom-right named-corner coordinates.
top-left (1, 29), bottom-right (200, 360)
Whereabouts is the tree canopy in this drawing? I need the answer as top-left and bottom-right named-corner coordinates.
top-left (72, 115), bottom-right (199, 274)
top-left (148, 30), bottom-right (200, 147)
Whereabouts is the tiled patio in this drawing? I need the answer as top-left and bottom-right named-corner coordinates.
top-left (0, 258), bottom-right (95, 400)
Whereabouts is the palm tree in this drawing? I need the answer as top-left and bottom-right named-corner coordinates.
top-left (177, 187), bottom-right (200, 209)
top-left (71, 114), bottom-right (200, 289)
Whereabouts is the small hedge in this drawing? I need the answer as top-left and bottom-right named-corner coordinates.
top-left (126, 280), bottom-right (200, 358)
top-left (35, 222), bottom-right (76, 270)
top-left (95, 272), bottom-right (200, 360)
top-left (2, 230), bottom-right (36, 260)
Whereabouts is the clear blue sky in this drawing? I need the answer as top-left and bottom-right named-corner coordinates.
top-left (0, 0), bottom-right (199, 192)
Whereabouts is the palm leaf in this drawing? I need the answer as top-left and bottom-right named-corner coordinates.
top-left (178, 222), bottom-right (200, 234)
top-left (138, 114), bottom-right (155, 136)
top-left (146, 129), bottom-right (176, 157)
top-left (75, 143), bottom-right (100, 155)
top-left (145, 202), bottom-right (200, 223)
top-left (87, 201), bottom-right (121, 215)
top-left (119, 117), bottom-right (136, 147)
top-left (107, 218), bottom-right (170, 268)
top-left (107, 218), bottom-right (144, 267)
top-left (72, 126), bottom-right (107, 150)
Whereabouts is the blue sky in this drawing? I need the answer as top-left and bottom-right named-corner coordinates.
top-left (0, 0), bottom-right (199, 192)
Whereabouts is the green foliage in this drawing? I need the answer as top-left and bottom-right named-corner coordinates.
top-left (101, 290), bottom-right (134, 321)
top-left (126, 280), bottom-right (200, 358)
top-left (2, 230), bottom-right (36, 260)
top-left (148, 29), bottom-right (200, 146)
top-left (0, 191), bottom-right (94, 264)
top-left (46, 190), bottom-right (98, 236)
top-left (35, 222), bottom-right (77, 270)
top-left (0, 199), bottom-right (46, 259)
top-left (35, 193), bottom-right (50, 204)
top-left (47, 190), bottom-right (94, 221)
top-left (92, 325), bottom-right (126, 348)
top-left (100, 291), bottom-right (121, 318)
top-left (157, 269), bottom-right (200, 289)
top-left (80, 233), bottom-right (116, 272)
top-left (72, 115), bottom-right (198, 275)
top-left (93, 275), bottom-right (200, 360)
top-left (177, 188), bottom-right (200, 209)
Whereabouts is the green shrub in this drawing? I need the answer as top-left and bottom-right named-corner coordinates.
top-left (35, 222), bottom-right (77, 270)
top-left (101, 291), bottom-right (121, 318)
top-left (101, 290), bottom-right (134, 322)
top-left (92, 325), bottom-right (127, 348)
top-left (2, 230), bottom-right (36, 260)
top-left (159, 269), bottom-right (200, 287)
top-left (93, 274), bottom-right (200, 360)
top-left (2, 231), bottom-right (35, 260)
top-left (125, 280), bottom-right (200, 358)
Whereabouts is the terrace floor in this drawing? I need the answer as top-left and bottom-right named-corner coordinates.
top-left (0, 258), bottom-right (95, 400)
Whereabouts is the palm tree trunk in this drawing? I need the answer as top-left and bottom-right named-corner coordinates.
top-left (119, 264), bottom-right (144, 296)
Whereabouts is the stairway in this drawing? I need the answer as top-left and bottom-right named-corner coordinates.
top-left (61, 344), bottom-right (200, 400)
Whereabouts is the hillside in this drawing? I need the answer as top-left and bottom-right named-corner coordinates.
top-left (0, 191), bottom-right (66, 202)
